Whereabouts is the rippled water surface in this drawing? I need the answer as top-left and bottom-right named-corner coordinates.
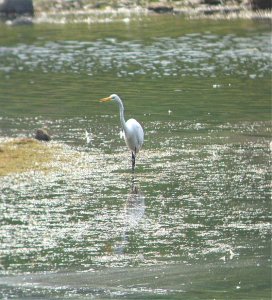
top-left (0, 15), bottom-right (271, 299)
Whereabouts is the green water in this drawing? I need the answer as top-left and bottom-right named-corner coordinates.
top-left (0, 15), bottom-right (271, 299)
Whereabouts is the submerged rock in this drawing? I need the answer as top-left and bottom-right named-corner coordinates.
top-left (35, 129), bottom-right (51, 142)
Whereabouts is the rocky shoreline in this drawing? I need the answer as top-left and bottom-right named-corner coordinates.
top-left (0, 0), bottom-right (271, 24)
top-left (33, 0), bottom-right (272, 19)
top-left (33, 0), bottom-right (271, 13)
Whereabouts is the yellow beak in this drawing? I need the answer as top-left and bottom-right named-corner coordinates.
top-left (99, 96), bottom-right (112, 103)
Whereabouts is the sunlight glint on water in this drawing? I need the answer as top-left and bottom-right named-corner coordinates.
top-left (0, 16), bottom-right (271, 299)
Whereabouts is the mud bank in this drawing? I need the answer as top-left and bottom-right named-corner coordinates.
top-left (0, 138), bottom-right (78, 176)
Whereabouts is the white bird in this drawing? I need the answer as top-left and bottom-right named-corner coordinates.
top-left (99, 94), bottom-right (144, 171)
top-left (85, 128), bottom-right (93, 144)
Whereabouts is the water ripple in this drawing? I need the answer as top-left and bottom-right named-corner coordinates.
top-left (0, 117), bottom-right (270, 274)
top-left (0, 33), bottom-right (270, 78)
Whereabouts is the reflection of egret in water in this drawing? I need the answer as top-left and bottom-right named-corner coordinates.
top-left (115, 175), bottom-right (145, 254)
top-left (125, 183), bottom-right (145, 230)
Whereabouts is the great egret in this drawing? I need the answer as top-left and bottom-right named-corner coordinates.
top-left (85, 128), bottom-right (93, 144)
top-left (99, 94), bottom-right (144, 171)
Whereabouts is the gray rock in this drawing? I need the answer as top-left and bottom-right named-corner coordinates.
top-left (0, 0), bottom-right (34, 16)
top-left (251, 0), bottom-right (271, 10)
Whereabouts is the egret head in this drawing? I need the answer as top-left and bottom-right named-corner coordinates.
top-left (99, 94), bottom-right (121, 103)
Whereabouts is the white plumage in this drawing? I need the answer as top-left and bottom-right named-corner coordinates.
top-left (123, 118), bottom-right (144, 154)
top-left (100, 94), bottom-right (144, 170)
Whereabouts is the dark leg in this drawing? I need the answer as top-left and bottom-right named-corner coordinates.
top-left (132, 152), bottom-right (136, 172)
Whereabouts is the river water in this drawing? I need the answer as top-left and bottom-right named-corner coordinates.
top-left (0, 14), bottom-right (271, 299)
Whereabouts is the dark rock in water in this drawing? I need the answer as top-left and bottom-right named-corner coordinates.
top-left (202, 0), bottom-right (222, 5)
top-left (148, 3), bottom-right (174, 14)
top-left (203, 6), bottom-right (241, 15)
top-left (35, 129), bottom-right (51, 142)
top-left (0, 0), bottom-right (34, 17)
top-left (251, 0), bottom-right (271, 10)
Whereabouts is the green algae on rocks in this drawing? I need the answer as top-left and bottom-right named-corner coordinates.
top-left (0, 138), bottom-right (60, 176)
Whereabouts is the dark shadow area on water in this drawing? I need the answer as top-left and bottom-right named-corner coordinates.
top-left (0, 258), bottom-right (270, 299)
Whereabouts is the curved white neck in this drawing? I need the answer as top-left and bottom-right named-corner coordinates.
top-left (117, 99), bottom-right (126, 129)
